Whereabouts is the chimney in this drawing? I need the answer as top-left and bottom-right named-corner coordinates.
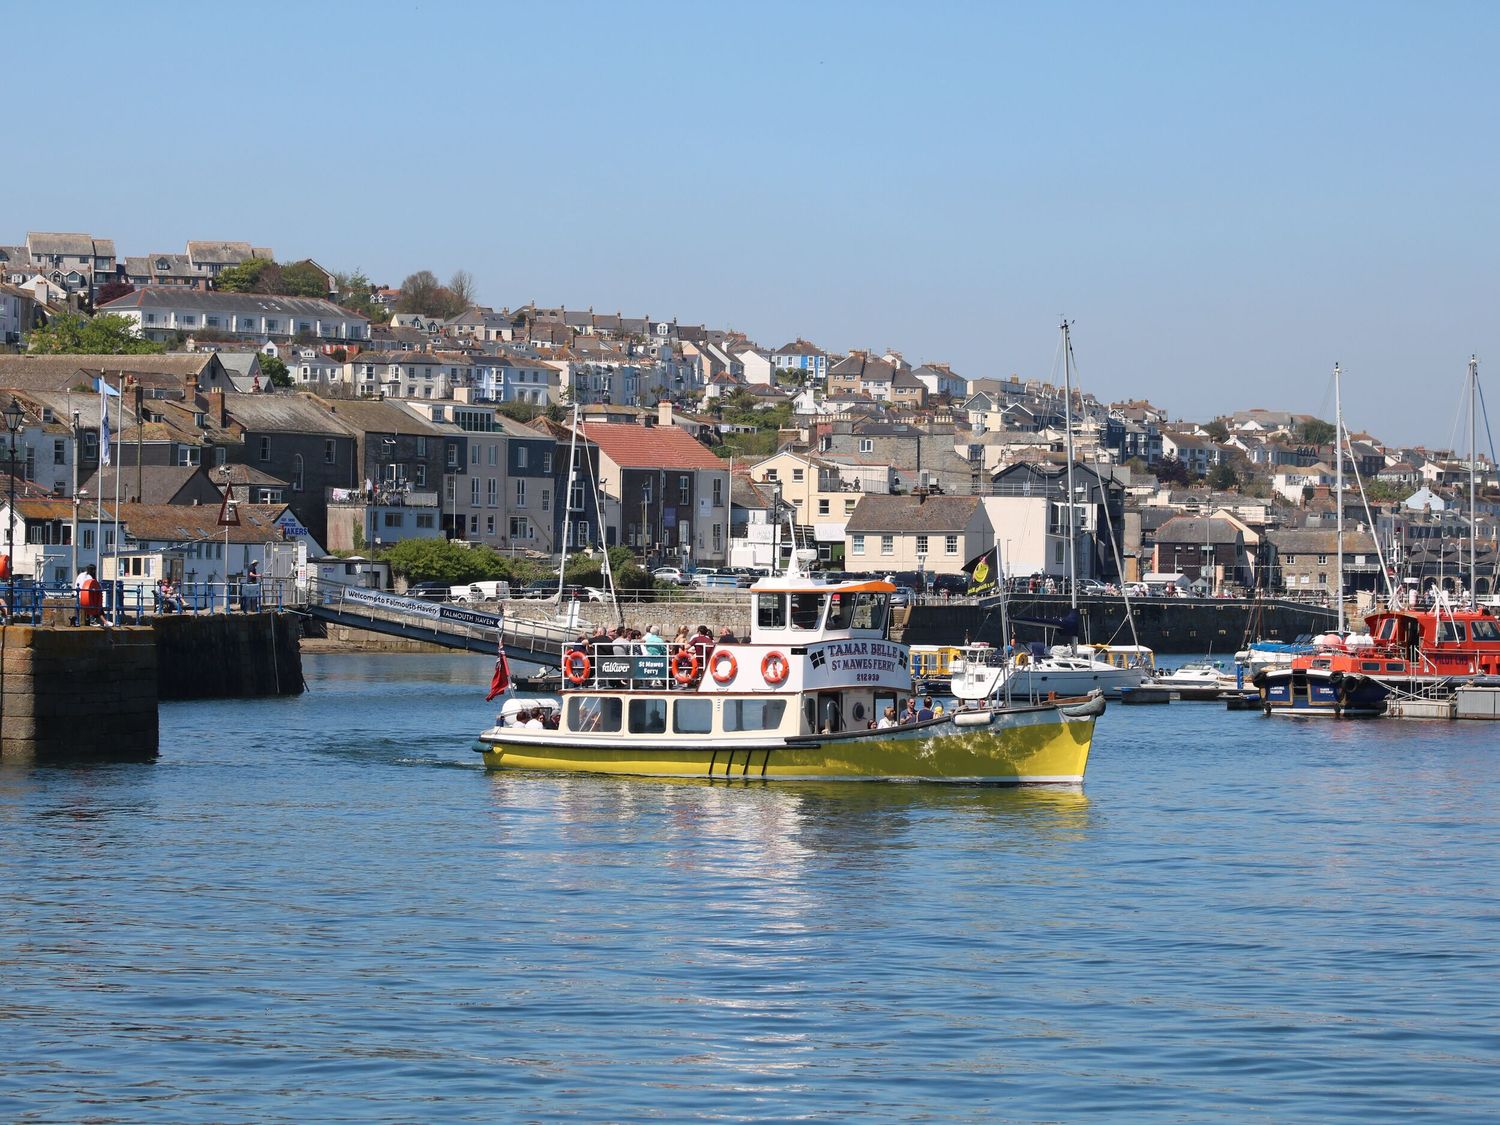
top-left (209, 388), bottom-right (226, 427)
top-left (183, 372), bottom-right (197, 402)
top-left (658, 400), bottom-right (673, 428)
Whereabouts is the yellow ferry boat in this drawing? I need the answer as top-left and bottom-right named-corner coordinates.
top-left (475, 557), bottom-right (1103, 784)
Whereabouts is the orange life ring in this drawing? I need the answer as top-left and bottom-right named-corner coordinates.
top-left (563, 649), bottom-right (591, 686)
top-left (761, 650), bottom-right (789, 687)
top-left (710, 649), bottom-right (738, 685)
top-left (671, 648), bottom-right (700, 685)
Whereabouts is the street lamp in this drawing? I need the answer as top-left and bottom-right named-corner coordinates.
top-left (4, 399), bottom-right (24, 619)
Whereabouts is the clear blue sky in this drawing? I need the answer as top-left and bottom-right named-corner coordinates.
top-left (6, 0), bottom-right (1496, 446)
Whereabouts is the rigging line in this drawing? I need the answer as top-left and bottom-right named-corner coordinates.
top-left (1479, 377), bottom-right (1497, 471)
top-left (1343, 425), bottom-right (1395, 606)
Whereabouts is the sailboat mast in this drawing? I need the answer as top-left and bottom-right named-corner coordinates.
top-left (1334, 363), bottom-right (1345, 633)
top-left (1061, 320), bottom-right (1078, 612)
top-left (557, 400), bottom-right (582, 600)
top-left (1470, 354), bottom-right (1479, 606)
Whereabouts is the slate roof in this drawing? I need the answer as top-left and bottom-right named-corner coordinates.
top-left (28, 232), bottom-right (104, 257)
top-left (100, 288), bottom-right (364, 321)
top-left (186, 241), bottom-right (262, 265)
top-left (80, 465), bottom-right (219, 505)
top-left (580, 422), bottom-right (723, 470)
top-left (1266, 528), bottom-right (1378, 553)
top-left (1154, 516), bottom-right (1244, 545)
top-left (231, 392), bottom-right (358, 436)
top-left (119, 502), bottom-right (287, 545)
top-left (308, 395), bottom-right (446, 436)
top-left (845, 494), bottom-right (982, 533)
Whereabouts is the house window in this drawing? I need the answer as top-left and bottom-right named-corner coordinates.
top-left (416, 513), bottom-right (435, 529)
top-left (216, 446), bottom-right (227, 467)
top-left (259, 436), bottom-right (270, 462)
top-left (384, 512), bottom-right (402, 528)
top-left (570, 481), bottom-right (585, 511)
top-left (542, 451), bottom-right (553, 474)
top-left (486, 515), bottom-right (495, 535)
top-left (472, 446), bottom-right (481, 465)
top-left (915, 534), bottom-right (929, 555)
top-left (488, 445), bottom-right (497, 466)
top-left (206, 316), bottom-right (220, 328)
top-left (713, 523), bottom-right (722, 551)
top-left (679, 475), bottom-right (690, 502)
top-left (514, 479), bottom-right (525, 507)
top-left (292, 455), bottom-right (304, 492)
top-left (541, 488), bottom-right (550, 513)
top-left (1317, 554), bottom-right (1328, 565)
top-left (818, 499), bottom-right (830, 516)
top-left (415, 464), bottom-right (426, 487)
top-left (792, 468), bottom-right (804, 482)
top-left (852, 534), bottom-right (865, 555)
top-left (642, 478), bottom-right (653, 503)
top-left (175, 446), bottom-right (201, 466)
top-left (881, 535), bottom-right (894, 555)
top-left (471, 477), bottom-right (481, 504)
top-left (860, 439), bottom-right (873, 454)
top-left (1318, 571), bottom-right (1328, 585)
top-left (469, 514), bottom-right (478, 533)
top-left (946, 534), bottom-right (958, 555)
top-left (712, 479), bottom-right (723, 506)
top-left (764, 468), bottom-right (777, 481)
top-left (487, 479), bottom-right (499, 506)
top-left (509, 517), bottom-right (528, 539)
top-left (325, 439), bottom-right (336, 465)
top-left (266, 320), bottom-right (279, 332)
top-left (446, 444), bottom-right (458, 467)
top-left (517, 446), bottom-right (528, 470)
top-left (53, 439), bottom-right (64, 466)
top-left (416, 437), bottom-right (427, 456)
top-left (845, 499), bottom-right (856, 514)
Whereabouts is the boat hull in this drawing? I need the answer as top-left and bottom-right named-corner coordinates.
top-left (1255, 667), bottom-right (1389, 717)
top-left (476, 705), bottom-right (1097, 784)
top-left (1004, 665), bottom-right (1143, 699)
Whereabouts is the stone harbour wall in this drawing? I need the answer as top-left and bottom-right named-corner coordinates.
top-left (0, 626), bottom-right (158, 764)
top-left (153, 613), bottom-right (304, 700)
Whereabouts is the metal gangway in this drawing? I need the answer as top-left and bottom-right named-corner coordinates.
top-left (300, 577), bottom-right (579, 666)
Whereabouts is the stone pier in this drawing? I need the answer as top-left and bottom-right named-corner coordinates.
top-left (0, 626), bottom-right (158, 764)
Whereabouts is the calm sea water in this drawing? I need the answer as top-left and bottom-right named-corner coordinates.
top-left (3, 654), bottom-right (1498, 1123)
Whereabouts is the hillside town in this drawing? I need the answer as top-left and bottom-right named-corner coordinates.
top-left (1, 229), bottom-right (1494, 603)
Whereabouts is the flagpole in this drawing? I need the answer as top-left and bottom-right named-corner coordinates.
top-left (94, 376), bottom-right (108, 581)
top-left (111, 373), bottom-right (123, 604)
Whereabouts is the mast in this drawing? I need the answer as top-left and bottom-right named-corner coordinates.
top-left (1334, 363), bottom-right (1345, 633)
top-left (557, 400), bottom-right (582, 601)
top-left (1469, 354), bottom-right (1479, 607)
top-left (1061, 319), bottom-right (1078, 613)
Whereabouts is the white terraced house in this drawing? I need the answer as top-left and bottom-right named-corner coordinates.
top-left (99, 288), bottom-right (369, 343)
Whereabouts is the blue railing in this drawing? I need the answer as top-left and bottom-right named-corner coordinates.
top-left (1, 579), bottom-right (294, 624)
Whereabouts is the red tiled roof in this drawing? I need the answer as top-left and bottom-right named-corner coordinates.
top-left (580, 422), bottom-right (723, 470)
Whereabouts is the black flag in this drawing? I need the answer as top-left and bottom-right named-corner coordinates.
top-left (962, 545), bottom-right (1002, 597)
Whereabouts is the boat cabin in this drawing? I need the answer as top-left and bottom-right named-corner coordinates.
top-left (1365, 607), bottom-right (1500, 677)
top-left (557, 573), bottom-right (918, 741)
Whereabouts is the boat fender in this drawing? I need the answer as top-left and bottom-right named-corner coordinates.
top-left (710, 649), bottom-right (738, 685)
top-left (670, 648), bottom-right (700, 685)
top-left (761, 650), bottom-right (789, 686)
top-left (563, 650), bottom-right (591, 686)
top-left (954, 709), bottom-right (994, 727)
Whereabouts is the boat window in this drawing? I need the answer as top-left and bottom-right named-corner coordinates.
top-left (568, 696), bottom-right (621, 733)
top-left (724, 698), bottom-right (787, 732)
top-left (1470, 620), bottom-right (1500, 642)
top-left (1313, 659), bottom-right (1331, 669)
top-left (628, 698), bottom-right (668, 734)
top-left (849, 592), bottom-right (888, 631)
top-left (756, 594), bottom-right (786, 629)
top-left (672, 698), bottom-right (714, 734)
top-left (1438, 621), bottom-right (1466, 643)
top-left (1385, 662), bottom-right (1405, 671)
top-left (826, 592), bottom-right (855, 630)
top-left (1378, 619), bottom-right (1396, 640)
top-left (790, 592), bottom-right (826, 630)
top-left (1361, 661), bottom-right (1381, 671)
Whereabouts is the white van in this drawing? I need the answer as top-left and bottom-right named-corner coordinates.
top-left (449, 580), bottom-right (511, 603)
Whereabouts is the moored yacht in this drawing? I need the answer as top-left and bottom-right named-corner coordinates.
top-left (475, 554), bottom-right (1105, 784)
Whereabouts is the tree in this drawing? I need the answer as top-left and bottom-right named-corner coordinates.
top-left (214, 258), bottom-right (279, 293)
top-left (280, 260), bottom-right (330, 298)
top-left (96, 279), bottom-right (134, 306)
top-left (27, 312), bottom-right (165, 355)
top-left (333, 270), bottom-right (384, 321)
top-left (396, 270), bottom-right (442, 315)
top-left (1203, 420), bottom-right (1229, 443)
top-left (1299, 418), bottom-right (1337, 446)
top-left (448, 269), bottom-right (477, 310)
top-left (260, 355), bottom-right (292, 388)
top-left (1208, 462), bottom-right (1240, 490)
top-left (1155, 456), bottom-right (1191, 486)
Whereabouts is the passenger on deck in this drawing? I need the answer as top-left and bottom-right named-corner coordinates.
top-left (900, 698), bottom-right (919, 725)
top-left (691, 625), bottom-right (715, 661)
top-left (642, 625), bottom-right (668, 658)
top-left (717, 626), bottom-right (739, 645)
top-left (917, 696), bottom-right (935, 722)
top-left (877, 706), bottom-right (897, 729)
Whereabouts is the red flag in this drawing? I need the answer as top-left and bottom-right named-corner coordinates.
top-left (486, 649), bottom-right (511, 701)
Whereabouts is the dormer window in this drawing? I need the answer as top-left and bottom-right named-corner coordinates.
top-left (156, 258), bottom-right (169, 271)
top-left (194, 412), bottom-right (206, 426)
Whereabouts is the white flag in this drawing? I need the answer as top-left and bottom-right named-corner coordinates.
top-left (99, 381), bottom-right (112, 467)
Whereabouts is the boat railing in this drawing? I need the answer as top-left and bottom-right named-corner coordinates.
top-left (560, 643), bottom-right (733, 693)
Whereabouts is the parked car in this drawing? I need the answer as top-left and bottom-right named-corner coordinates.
top-left (406, 580), bottom-right (451, 601)
top-left (889, 586), bottom-right (917, 609)
top-left (448, 580), bottom-right (512, 603)
top-left (516, 582), bottom-right (559, 599)
top-left (1076, 578), bottom-right (1108, 596)
top-left (929, 573), bottom-right (970, 597)
top-left (653, 567), bottom-right (688, 586)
